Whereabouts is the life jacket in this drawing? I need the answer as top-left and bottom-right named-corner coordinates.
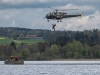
top-left (15, 56), bottom-right (18, 61)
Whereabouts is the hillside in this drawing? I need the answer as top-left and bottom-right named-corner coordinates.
top-left (0, 36), bottom-right (13, 44)
top-left (0, 27), bottom-right (100, 60)
top-left (0, 36), bottom-right (44, 44)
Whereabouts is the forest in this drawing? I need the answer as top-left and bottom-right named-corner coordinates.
top-left (0, 27), bottom-right (100, 60)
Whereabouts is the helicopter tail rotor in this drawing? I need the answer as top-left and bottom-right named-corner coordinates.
top-left (78, 14), bottom-right (82, 19)
top-left (77, 12), bottom-right (84, 19)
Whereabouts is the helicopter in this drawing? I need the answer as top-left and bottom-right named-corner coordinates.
top-left (45, 7), bottom-right (83, 22)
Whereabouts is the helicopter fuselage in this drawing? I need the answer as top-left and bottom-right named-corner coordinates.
top-left (46, 11), bottom-right (81, 22)
top-left (46, 12), bottom-right (66, 20)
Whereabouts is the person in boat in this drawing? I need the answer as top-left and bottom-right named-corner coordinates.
top-left (52, 24), bottom-right (56, 31)
top-left (15, 56), bottom-right (18, 61)
top-left (10, 56), bottom-right (13, 59)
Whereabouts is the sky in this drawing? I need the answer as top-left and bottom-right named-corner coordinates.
top-left (0, 0), bottom-right (100, 31)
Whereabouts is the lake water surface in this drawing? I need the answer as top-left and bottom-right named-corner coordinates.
top-left (0, 61), bottom-right (100, 75)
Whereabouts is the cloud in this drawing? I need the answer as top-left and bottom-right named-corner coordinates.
top-left (0, 0), bottom-right (100, 31)
top-left (0, 0), bottom-right (67, 9)
top-left (58, 4), bottom-right (96, 16)
top-left (0, 0), bottom-right (100, 9)
top-left (1, 0), bottom-right (36, 4)
top-left (10, 21), bottom-right (16, 26)
top-left (56, 11), bottom-right (100, 31)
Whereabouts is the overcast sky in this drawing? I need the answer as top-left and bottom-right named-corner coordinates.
top-left (0, 0), bottom-right (100, 31)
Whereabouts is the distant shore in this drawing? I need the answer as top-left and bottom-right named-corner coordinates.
top-left (51, 59), bottom-right (100, 61)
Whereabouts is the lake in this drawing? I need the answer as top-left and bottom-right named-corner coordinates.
top-left (0, 61), bottom-right (100, 75)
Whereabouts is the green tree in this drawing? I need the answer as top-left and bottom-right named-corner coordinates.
top-left (94, 50), bottom-right (100, 58)
top-left (66, 42), bottom-right (74, 58)
top-left (0, 51), bottom-right (5, 60)
top-left (50, 44), bottom-right (59, 58)
top-left (74, 40), bottom-right (84, 59)
top-left (58, 46), bottom-right (67, 58)
top-left (66, 40), bottom-right (84, 59)
top-left (84, 44), bottom-right (91, 58)
top-left (10, 41), bottom-right (16, 50)
top-left (36, 52), bottom-right (46, 60)
top-left (21, 48), bottom-right (30, 59)
top-left (11, 32), bottom-right (17, 39)
top-left (18, 34), bottom-right (25, 40)
top-left (38, 42), bottom-right (47, 53)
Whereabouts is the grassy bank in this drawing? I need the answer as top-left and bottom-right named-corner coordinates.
top-left (0, 37), bottom-right (13, 44)
top-left (0, 36), bottom-right (45, 44)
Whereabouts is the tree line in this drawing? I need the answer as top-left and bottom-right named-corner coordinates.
top-left (0, 27), bottom-right (100, 60)
top-left (0, 40), bottom-right (100, 60)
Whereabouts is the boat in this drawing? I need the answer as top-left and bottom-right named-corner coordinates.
top-left (4, 59), bottom-right (24, 65)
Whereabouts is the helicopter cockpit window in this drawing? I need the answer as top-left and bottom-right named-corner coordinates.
top-left (56, 13), bottom-right (60, 16)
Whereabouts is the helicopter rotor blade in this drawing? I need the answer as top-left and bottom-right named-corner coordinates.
top-left (48, 7), bottom-right (55, 9)
top-left (48, 7), bottom-right (79, 11)
top-left (48, 7), bottom-right (58, 10)
top-left (48, 7), bottom-right (58, 12)
top-left (59, 9), bottom-right (79, 11)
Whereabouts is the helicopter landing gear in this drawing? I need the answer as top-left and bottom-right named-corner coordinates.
top-left (57, 20), bottom-right (62, 22)
top-left (57, 20), bottom-right (59, 22)
top-left (47, 19), bottom-right (49, 22)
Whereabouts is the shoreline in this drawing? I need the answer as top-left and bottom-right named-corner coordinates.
top-left (2, 58), bottom-right (100, 61)
top-left (51, 59), bottom-right (100, 61)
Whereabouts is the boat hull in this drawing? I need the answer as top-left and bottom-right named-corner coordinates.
top-left (4, 59), bottom-right (24, 64)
